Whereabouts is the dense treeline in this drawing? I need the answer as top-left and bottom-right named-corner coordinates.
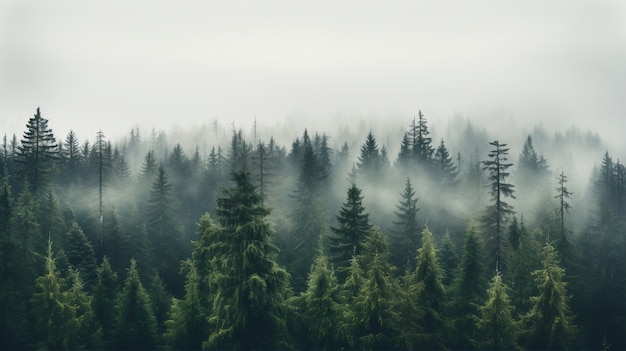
top-left (1, 107), bottom-right (624, 350)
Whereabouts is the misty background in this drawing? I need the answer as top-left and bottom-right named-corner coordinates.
top-left (1, 0), bottom-right (626, 151)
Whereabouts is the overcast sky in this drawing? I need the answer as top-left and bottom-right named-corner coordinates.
top-left (1, 1), bottom-right (625, 147)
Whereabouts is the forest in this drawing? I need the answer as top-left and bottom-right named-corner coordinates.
top-left (0, 107), bottom-right (624, 350)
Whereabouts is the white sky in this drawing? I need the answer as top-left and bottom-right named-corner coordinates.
top-left (1, 0), bottom-right (625, 146)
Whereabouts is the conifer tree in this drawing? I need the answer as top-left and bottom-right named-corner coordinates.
top-left (296, 254), bottom-right (344, 350)
top-left (473, 272), bottom-right (520, 350)
top-left (92, 257), bottom-right (119, 349)
top-left (146, 165), bottom-right (186, 293)
top-left (30, 241), bottom-right (80, 350)
top-left (65, 222), bottom-right (97, 288)
top-left (411, 227), bottom-right (447, 349)
top-left (101, 207), bottom-right (131, 275)
top-left (438, 230), bottom-right (458, 286)
top-left (507, 219), bottom-right (541, 315)
top-left (148, 272), bottom-right (171, 337)
top-left (410, 110), bottom-right (434, 170)
top-left (65, 269), bottom-right (103, 349)
top-left (328, 184), bottom-right (373, 274)
top-left (521, 244), bottom-right (576, 350)
top-left (16, 107), bottom-right (58, 193)
top-left (347, 229), bottom-right (400, 350)
top-left (481, 140), bottom-right (515, 273)
top-left (389, 177), bottom-right (420, 269)
top-left (114, 259), bottom-right (158, 351)
top-left (38, 190), bottom-right (67, 250)
top-left (448, 223), bottom-right (487, 349)
top-left (554, 171), bottom-right (573, 259)
top-left (59, 130), bottom-right (82, 186)
top-left (356, 131), bottom-right (382, 181)
top-left (434, 138), bottom-right (459, 186)
top-left (14, 181), bottom-right (41, 271)
top-left (206, 170), bottom-right (290, 350)
top-left (396, 132), bottom-right (412, 171)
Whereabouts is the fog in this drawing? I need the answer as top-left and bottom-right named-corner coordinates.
top-left (1, 1), bottom-right (626, 151)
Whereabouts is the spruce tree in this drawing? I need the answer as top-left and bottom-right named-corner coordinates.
top-left (356, 131), bottom-right (382, 181)
top-left (473, 272), bottom-right (520, 350)
top-left (328, 183), bottom-right (373, 275)
top-left (146, 165), bottom-right (186, 294)
top-left (347, 229), bottom-right (400, 350)
top-left (65, 222), bottom-right (97, 288)
top-left (554, 171), bottom-right (573, 258)
top-left (438, 230), bottom-right (458, 286)
top-left (16, 107), bottom-right (58, 193)
top-left (92, 257), bottom-right (119, 349)
top-left (29, 241), bottom-right (79, 350)
top-left (433, 138), bottom-right (459, 186)
top-left (66, 269), bottom-right (103, 349)
top-left (521, 244), bottom-right (576, 350)
top-left (481, 140), bottom-right (515, 273)
top-left (389, 177), bottom-right (420, 269)
top-left (114, 259), bottom-right (158, 351)
top-left (206, 170), bottom-right (290, 350)
top-left (448, 223), bottom-right (487, 349)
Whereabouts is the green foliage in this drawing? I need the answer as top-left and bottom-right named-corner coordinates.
top-left (448, 223), bottom-right (487, 349)
top-left (16, 108), bottom-right (58, 193)
top-left (206, 170), bottom-right (291, 350)
top-left (65, 222), bottom-right (97, 289)
top-left (114, 259), bottom-right (158, 351)
top-left (389, 177), bottom-right (421, 270)
top-left (438, 230), bottom-right (458, 286)
top-left (92, 257), bottom-right (119, 349)
top-left (328, 184), bottom-right (373, 274)
top-left (521, 244), bottom-right (576, 350)
top-left (474, 272), bottom-right (520, 350)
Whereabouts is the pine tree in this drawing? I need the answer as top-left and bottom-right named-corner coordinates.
top-left (554, 171), bottom-right (573, 259)
top-left (65, 269), bottom-right (103, 349)
top-left (411, 110), bottom-right (434, 170)
top-left (396, 132), bottom-right (413, 171)
top-left (16, 107), bottom-right (58, 193)
top-left (206, 170), bottom-right (291, 350)
top-left (347, 229), bottom-right (400, 350)
top-left (38, 189), bottom-right (67, 250)
top-left (59, 130), bottom-right (82, 186)
top-left (473, 272), bottom-right (520, 350)
top-left (448, 223), bottom-right (487, 349)
top-left (438, 230), bottom-right (458, 286)
top-left (65, 222), bottom-right (97, 288)
top-left (146, 165), bottom-right (186, 294)
top-left (92, 257), bottom-right (119, 349)
top-left (481, 140), bottom-right (516, 273)
top-left (434, 138), bottom-right (459, 186)
top-left (389, 177), bottom-right (421, 269)
top-left (328, 184), bottom-right (373, 274)
top-left (411, 227), bottom-right (447, 349)
top-left (356, 131), bottom-right (382, 181)
top-left (101, 207), bottom-right (131, 275)
top-left (521, 244), bottom-right (576, 350)
top-left (296, 254), bottom-right (344, 350)
top-left (29, 241), bottom-right (80, 350)
top-left (114, 259), bottom-right (158, 351)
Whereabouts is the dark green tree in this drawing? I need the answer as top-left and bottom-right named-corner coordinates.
top-left (65, 269), bottom-right (103, 350)
top-left (328, 184), bottom-right (373, 274)
top-left (395, 132), bottom-right (413, 171)
top-left (389, 177), bottom-right (421, 270)
top-left (410, 110), bottom-right (434, 170)
top-left (146, 165), bottom-right (186, 294)
top-left (356, 131), bottom-right (383, 181)
top-left (521, 244), bottom-right (576, 350)
top-left (554, 171), bottom-right (573, 260)
top-left (473, 272), bottom-right (520, 350)
top-left (205, 170), bottom-right (291, 350)
top-left (433, 138), bottom-right (459, 186)
top-left (29, 241), bottom-right (80, 350)
top-left (92, 257), bottom-right (119, 349)
top-left (481, 140), bottom-right (515, 273)
top-left (114, 259), bottom-right (158, 351)
top-left (16, 107), bottom-right (58, 193)
top-left (438, 230), bottom-right (458, 286)
top-left (448, 223), bottom-right (487, 350)
top-left (65, 222), bottom-right (97, 288)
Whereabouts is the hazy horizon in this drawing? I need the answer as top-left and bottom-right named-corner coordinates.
top-left (2, 1), bottom-right (625, 150)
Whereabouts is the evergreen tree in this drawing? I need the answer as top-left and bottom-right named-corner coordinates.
top-left (347, 229), bottom-right (400, 350)
top-left (295, 254), bottom-right (344, 350)
top-left (554, 171), bottom-right (573, 259)
top-left (29, 241), bottom-right (80, 350)
top-left (521, 244), bottom-right (576, 350)
top-left (65, 269), bottom-right (103, 350)
top-left (148, 272), bottom-right (171, 337)
top-left (411, 227), bottom-right (447, 349)
top-left (438, 230), bottom-right (458, 286)
top-left (507, 219), bottom-right (542, 315)
top-left (448, 223), bottom-right (487, 350)
top-left (356, 131), bottom-right (382, 181)
top-left (206, 170), bottom-right (291, 350)
top-left (65, 222), bottom-right (97, 288)
top-left (38, 190), bottom-right (67, 251)
top-left (473, 272), bottom-right (520, 350)
top-left (59, 130), bottom-right (82, 186)
top-left (16, 107), bottom-right (58, 193)
top-left (433, 138), bottom-right (459, 186)
top-left (114, 259), bottom-right (158, 351)
top-left (14, 181), bottom-right (41, 273)
top-left (101, 207), bottom-right (131, 275)
top-left (411, 110), bottom-right (434, 170)
top-left (146, 165), bottom-right (186, 294)
top-left (481, 140), bottom-right (516, 273)
top-left (517, 135), bottom-right (550, 180)
top-left (328, 184), bottom-right (373, 274)
top-left (389, 177), bottom-right (421, 269)
top-left (0, 176), bottom-right (25, 349)
top-left (92, 257), bottom-right (119, 349)
top-left (395, 132), bottom-right (412, 171)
